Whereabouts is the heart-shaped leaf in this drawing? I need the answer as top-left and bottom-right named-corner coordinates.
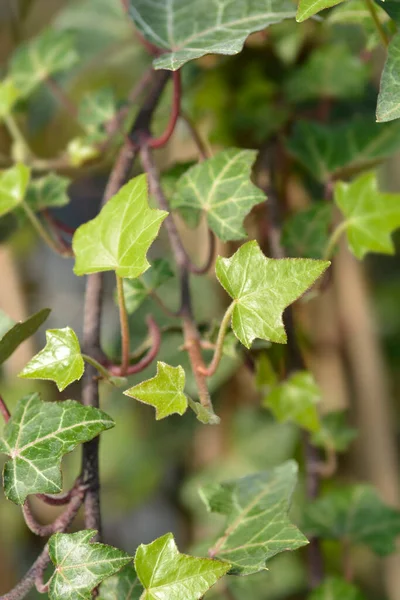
top-left (215, 241), bottom-right (329, 348)
top-left (99, 565), bottom-right (143, 600)
top-left (311, 411), bottom-right (358, 453)
top-left (0, 78), bottom-right (20, 119)
top-left (0, 393), bottom-right (114, 504)
top-left (25, 173), bottom-right (71, 211)
top-left (200, 461), bottom-right (308, 575)
top-left (377, 33), bottom-right (400, 122)
top-left (309, 577), bottom-right (366, 600)
top-left (282, 204), bottom-right (332, 259)
top-left (48, 530), bottom-right (132, 600)
top-left (334, 171), bottom-right (400, 259)
top-left (128, 0), bottom-right (296, 70)
top-left (171, 149), bottom-right (265, 241)
top-left (124, 362), bottom-right (188, 420)
top-left (0, 308), bottom-right (50, 365)
top-left (0, 163), bottom-right (30, 218)
top-left (296, 0), bottom-right (345, 22)
top-left (73, 174), bottom-right (167, 278)
top-left (135, 532), bottom-right (230, 600)
top-left (122, 259), bottom-right (174, 314)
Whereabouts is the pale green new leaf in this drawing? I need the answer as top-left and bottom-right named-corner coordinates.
top-left (73, 174), bottom-right (167, 278)
top-left (10, 28), bottom-right (79, 97)
top-left (19, 327), bottom-right (84, 391)
top-left (215, 241), bottom-right (329, 348)
top-left (0, 78), bottom-right (20, 119)
top-left (0, 164), bottom-right (30, 218)
top-left (263, 371), bottom-right (321, 433)
top-left (122, 259), bottom-right (174, 314)
top-left (99, 565), bottom-right (143, 600)
top-left (124, 362), bottom-right (188, 420)
top-left (296, 0), bottom-right (344, 22)
top-left (171, 149), bottom-right (265, 241)
top-left (282, 204), bottom-right (332, 259)
top-left (311, 411), bottom-right (358, 452)
top-left (0, 308), bottom-right (50, 365)
top-left (309, 577), bottom-right (366, 600)
top-left (48, 530), bottom-right (132, 600)
top-left (0, 393), bottom-right (114, 504)
top-left (303, 485), bottom-right (400, 555)
top-left (25, 173), bottom-right (70, 211)
top-left (128, 0), bottom-right (296, 70)
top-left (135, 532), bottom-right (230, 600)
top-left (200, 461), bottom-right (308, 575)
top-left (78, 88), bottom-right (117, 132)
top-left (334, 171), bottom-right (400, 259)
top-left (377, 33), bottom-right (400, 122)
top-left (188, 398), bottom-right (221, 425)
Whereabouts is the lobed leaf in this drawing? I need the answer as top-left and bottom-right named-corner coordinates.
top-left (122, 259), bottom-right (174, 315)
top-left (25, 173), bottom-right (71, 211)
top-left (0, 308), bottom-right (50, 365)
top-left (0, 163), bottom-right (30, 218)
top-left (377, 33), bottom-right (400, 122)
top-left (282, 204), bottom-right (332, 259)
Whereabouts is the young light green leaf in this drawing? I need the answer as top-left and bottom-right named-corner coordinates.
top-left (19, 327), bottom-right (84, 391)
top-left (99, 565), bottom-right (143, 600)
top-left (287, 117), bottom-right (400, 183)
top-left (311, 411), bottom-right (358, 453)
top-left (67, 136), bottom-right (101, 167)
top-left (124, 362), bottom-right (188, 420)
top-left (296, 0), bottom-right (344, 22)
top-left (25, 173), bottom-right (70, 212)
top-left (377, 33), bottom-right (400, 122)
top-left (0, 393), bottom-right (114, 504)
top-left (0, 163), bottom-right (30, 218)
top-left (201, 461), bottom-right (308, 575)
top-left (171, 149), bottom-right (265, 241)
top-left (10, 28), bottom-right (79, 97)
top-left (303, 485), bottom-right (400, 555)
top-left (78, 88), bottom-right (117, 132)
top-left (135, 532), bottom-right (230, 600)
top-left (73, 174), bottom-right (167, 278)
top-left (48, 530), bottom-right (132, 600)
top-left (309, 577), bottom-right (366, 600)
top-left (0, 78), bottom-right (20, 119)
top-left (122, 259), bottom-right (174, 314)
top-left (334, 171), bottom-right (400, 259)
top-left (215, 241), bottom-right (329, 348)
top-left (188, 398), bottom-right (221, 425)
top-left (0, 308), bottom-right (50, 365)
top-left (282, 204), bottom-right (332, 259)
top-left (263, 371), bottom-right (321, 433)
top-left (128, 0), bottom-right (296, 71)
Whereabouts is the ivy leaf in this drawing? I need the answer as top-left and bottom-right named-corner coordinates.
top-left (201, 461), bottom-right (308, 575)
top-left (215, 241), bottom-right (329, 348)
top-left (171, 149), bottom-right (265, 241)
top-left (18, 327), bottom-right (85, 391)
top-left (263, 371), bottom-right (321, 433)
top-left (334, 171), bottom-right (400, 259)
top-left (48, 530), bottom-right (132, 600)
top-left (122, 259), bottom-right (174, 314)
top-left (287, 117), bottom-right (400, 183)
top-left (282, 204), bottom-right (332, 259)
top-left (124, 361), bottom-right (188, 420)
top-left (10, 28), bottom-right (79, 97)
top-left (73, 174), bottom-right (167, 278)
top-left (309, 577), bottom-right (366, 600)
top-left (303, 485), bottom-right (400, 555)
top-left (99, 565), bottom-right (143, 600)
top-left (377, 33), bottom-right (400, 122)
top-left (0, 78), bottom-right (20, 119)
top-left (188, 398), bottom-right (221, 425)
top-left (311, 411), bottom-right (358, 453)
top-left (78, 88), bottom-right (117, 133)
top-left (67, 136), bottom-right (101, 167)
top-left (0, 393), bottom-right (114, 504)
top-left (135, 532), bottom-right (230, 600)
top-left (296, 0), bottom-right (344, 22)
top-left (25, 173), bottom-right (70, 211)
top-left (0, 163), bottom-right (30, 218)
top-left (128, 0), bottom-right (296, 71)
top-left (0, 308), bottom-right (50, 365)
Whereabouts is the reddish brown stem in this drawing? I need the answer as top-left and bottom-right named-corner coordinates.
top-left (0, 395), bottom-right (11, 422)
top-left (108, 316), bottom-right (161, 375)
top-left (42, 211), bottom-right (76, 237)
top-left (148, 71), bottom-right (181, 149)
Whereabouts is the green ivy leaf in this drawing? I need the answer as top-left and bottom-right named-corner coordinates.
top-left (0, 78), bottom-right (20, 119)
top-left (200, 461), bottom-right (308, 575)
top-left (263, 371), bottom-right (321, 433)
top-left (78, 88), bottom-right (117, 132)
top-left (99, 565), bottom-right (143, 600)
top-left (377, 33), bottom-right (400, 122)
top-left (171, 149), bottom-right (265, 241)
top-left (25, 173), bottom-right (70, 211)
top-left (10, 28), bottom-right (79, 97)
top-left (334, 171), bottom-right (400, 259)
top-left (311, 411), bottom-right (358, 453)
top-left (18, 327), bottom-right (85, 391)
top-left (135, 532), bottom-right (230, 600)
top-left (73, 174), bottom-right (167, 278)
top-left (188, 398), bottom-right (221, 425)
top-left (309, 577), bottom-right (366, 600)
top-left (285, 45), bottom-right (368, 102)
top-left (124, 362), bottom-right (188, 420)
top-left (287, 117), bottom-right (400, 183)
top-left (328, 1), bottom-right (390, 52)
top-left (303, 485), bottom-right (400, 555)
top-left (0, 393), bottom-right (114, 504)
top-left (0, 164), bottom-right (30, 218)
top-left (215, 241), bottom-right (329, 348)
top-left (128, 0), bottom-right (296, 71)
top-left (67, 136), bottom-right (101, 167)
top-left (282, 204), bottom-right (332, 259)
top-left (48, 530), bottom-right (132, 600)
top-left (122, 259), bottom-right (174, 314)
top-left (0, 308), bottom-right (50, 365)
top-left (296, 0), bottom-right (344, 22)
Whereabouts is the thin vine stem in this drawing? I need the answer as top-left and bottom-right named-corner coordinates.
top-left (21, 201), bottom-right (73, 257)
top-left (148, 71), bottom-right (181, 148)
top-left (198, 302), bottom-right (235, 377)
top-left (364, 0), bottom-right (389, 48)
top-left (108, 315), bottom-right (161, 376)
top-left (180, 112), bottom-right (210, 161)
top-left (0, 394), bottom-right (11, 422)
top-left (4, 115), bottom-right (33, 161)
top-left (323, 220), bottom-right (349, 260)
top-left (116, 274), bottom-right (131, 375)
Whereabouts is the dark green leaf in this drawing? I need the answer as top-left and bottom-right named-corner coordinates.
top-left (377, 33), bottom-right (400, 122)
top-left (0, 164), bottom-right (30, 218)
top-left (99, 565), bottom-right (143, 600)
top-left (0, 308), bottom-right (50, 365)
top-left (0, 309), bottom-right (15, 339)
top-left (309, 577), bottom-right (366, 600)
top-left (311, 411), bottom-right (358, 452)
top-left (122, 259), bottom-right (174, 314)
top-left (25, 173), bottom-right (70, 211)
top-left (282, 204), bottom-right (332, 259)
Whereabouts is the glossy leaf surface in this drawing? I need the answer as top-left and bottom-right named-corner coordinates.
top-left (99, 565), bottom-right (143, 600)
top-left (296, 0), bottom-right (344, 22)
top-left (377, 33), bottom-right (400, 122)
